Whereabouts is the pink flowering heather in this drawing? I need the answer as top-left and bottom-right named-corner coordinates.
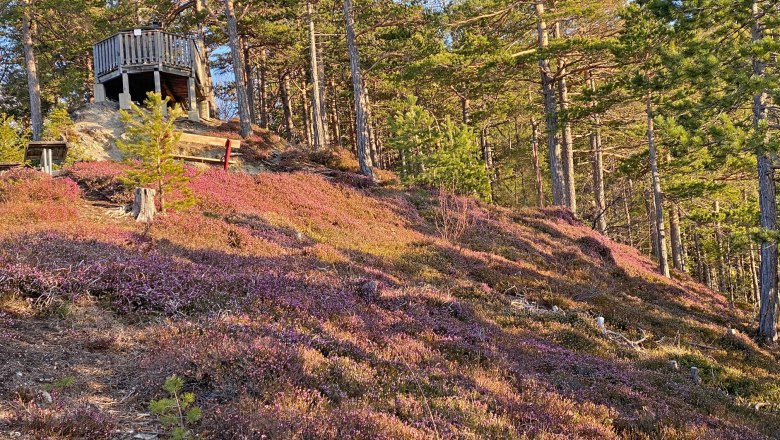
top-left (0, 161), bottom-right (777, 439)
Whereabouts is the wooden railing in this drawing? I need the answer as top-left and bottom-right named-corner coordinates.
top-left (94, 30), bottom-right (195, 79)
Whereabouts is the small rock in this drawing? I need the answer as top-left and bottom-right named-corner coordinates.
top-left (359, 280), bottom-right (380, 300)
top-left (9, 432), bottom-right (21, 438)
top-left (669, 360), bottom-right (679, 371)
top-left (295, 231), bottom-right (303, 242)
top-left (15, 372), bottom-right (22, 378)
top-left (690, 366), bottom-right (701, 384)
top-left (39, 390), bottom-right (52, 404)
top-left (596, 317), bottom-right (607, 335)
top-left (133, 434), bottom-right (158, 440)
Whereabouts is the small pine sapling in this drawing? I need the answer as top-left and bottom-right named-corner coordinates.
top-left (149, 375), bottom-right (202, 440)
top-left (118, 92), bottom-right (195, 213)
top-left (43, 104), bottom-right (88, 164)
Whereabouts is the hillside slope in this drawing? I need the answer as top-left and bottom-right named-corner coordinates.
top-left (0, 158), bottom-right (779, 439)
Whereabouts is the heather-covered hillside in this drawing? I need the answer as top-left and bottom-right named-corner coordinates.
top-left (1, 159), bottom-right (779, 439)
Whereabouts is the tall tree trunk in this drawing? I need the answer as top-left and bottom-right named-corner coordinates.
top-left (461, 94), bottom-right (471, 124)
top-left (481, 127), bottom-right (496, 199)
top-left (280, 71), bottom-right (295, 142)
top-left (241, 36), bottom-right (257, 124)
top-left (669, 204), bottom-right (684, 271)
top-left (750, 243), bottom-right (761, 305)
top-left (329, 78), bottom-right (342, 147)
top-left (316, 31), bottom-right (330, 146)
top-left (534, 1), bottom-right (565, 206)
top-left (307, 0), bottom-right (326, 149)
top-left (195, 0), bottom-right (217, 117)
top-left (531, 117), bottom-right (545, 208)
top-left (645, 190), bottom-right (658, 258)
top-left (343, 0), bottom-right (374, 179)
top-left (646, 89), bottom-right (670, 277)
top-left (588, 73), bottom-right (607, 234)
top-left (22, 0), bottom-right (43, 141)
top-left (301, 71), bottom-right (313, 148)
top-left (714, 201), bottom-right (727, 293)
top-left (224, 0), bottom-right (252, 138)
top-left (258, 49), bottom-right (269, 128)
top-left (754, 0), bottom-right (778, 341)
top-left (554, 21), bottom-right (576, 214)
top-left (624, 181), bottom-right (634, 247)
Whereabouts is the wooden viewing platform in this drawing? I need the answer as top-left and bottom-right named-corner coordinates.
top-left (92, 26), bottom-right (210, 122)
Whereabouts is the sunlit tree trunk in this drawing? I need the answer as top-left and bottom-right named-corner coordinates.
top-left (753, 0), bottom-right (778, 342)
top-left (669, 204), bottom-right (684, 271)
top-left (300, 70), bottom-right (313, 147)
top-left (307, 0), bottom-right (326, 149)
top-left (646, 89), bottom-right (670, 277)
top-left (224, 0), bottom-right (252, 138)
top-left (623, 181), bottom-right (634, 247)
top-left (587, 73), bottom-right (607, 235)
top-left (343, 0), bottom-right (374, 178)
top-left (329, 78), bottom-right (342, 147)
top-left (22, 0), bottom-right (43, 140)
top-left (280, 71), bottom-right (295, 142)
top-left (195, 0), bottom-right (217, 117)
top-left (531, 117), bottom-right (545, 208)
top-left (554, 21), bottom-right (576, 214)
top-left (241, 36), bottom-right (257, 124)
top-left (534, 1), bottom-right (565, 206)
top-left (258, 49), bottom-right (269, 128)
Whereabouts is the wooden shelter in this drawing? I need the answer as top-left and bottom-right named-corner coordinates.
top-left (92, 25), bottom-right (210, 122)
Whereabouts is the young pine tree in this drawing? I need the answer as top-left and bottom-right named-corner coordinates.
top-left (117, 92), bottom-right (194, 213)
top-left (0, 114), bottom-right (28, 164)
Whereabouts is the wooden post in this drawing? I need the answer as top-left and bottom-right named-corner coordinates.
top-left (188, 77), bottom-right (199, 122)
top-left (119, 72), bottom-right (131, 109)
top-left (223, 139), bottom-right (232, 171)
top-left (40, 148), bottom-right (47, 173)
top-left (132, 188), bottom-right (156, 222)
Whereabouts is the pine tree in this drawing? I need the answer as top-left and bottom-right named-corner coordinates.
top-left (117, 92), bottom-right (194, 214)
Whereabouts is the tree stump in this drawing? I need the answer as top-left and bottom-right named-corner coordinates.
top-left (132, 188), bottom-right (156, 222)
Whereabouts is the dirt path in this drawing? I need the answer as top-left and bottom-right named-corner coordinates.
top-left (0, 303), bottom-right (159, 439)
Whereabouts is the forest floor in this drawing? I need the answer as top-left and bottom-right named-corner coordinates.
top-left (1, 141), bottom-right (779, 439)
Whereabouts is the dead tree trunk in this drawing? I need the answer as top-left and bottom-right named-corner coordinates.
top-left (755, 0), bottom-right (778, 342)
top-left (534, 1), bottom-right (565, 206)
top-left (307, 0), bottom-right (326, 149)
top-left (22, 0), bottom-right (43, 141)
top-left (133, 188), bottom-right (156, 222)
top-left (343, 0), bottom-right (374, 179)
top-left (646, 90), bottom-right (670, 277)
top-left (224, 0), bottom-right (252, 138)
